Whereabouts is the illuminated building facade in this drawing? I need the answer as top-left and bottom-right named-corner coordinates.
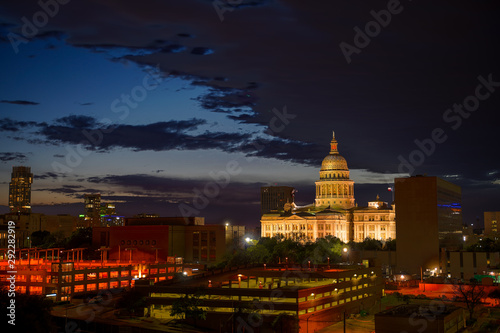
top-left (315, 133), bottom-right (355, 209)
top-left (484, 211), bottom-right (500, 239)
top-left (83, 193), bottom-right (101, 228)
top-left (261, 132), bottom-right (395, 243)
top-left (395, 176), bottom-right (462, 275)
top-left (9, 166), bottom-right (33, 214)
top-left (352, 196), bottom-right (396, 242)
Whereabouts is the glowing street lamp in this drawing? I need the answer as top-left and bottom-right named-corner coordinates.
top-left (343, 247), bottom-right (349, 262)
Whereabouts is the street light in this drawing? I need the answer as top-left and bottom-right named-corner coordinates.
top-left (306, 313), bottom-right (315, 333)
top-left (343, 247), bottom-right (349, 263)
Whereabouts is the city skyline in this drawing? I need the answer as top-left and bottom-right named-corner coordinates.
top-left (0, 1), bottom-right (499, 226)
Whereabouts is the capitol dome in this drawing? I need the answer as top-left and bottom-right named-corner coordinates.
top-left (320, 131), bottom-right (348, 171)
top-left (321, 154), bottom-right (348, 171)
top-left (315, 131), bottom-right (355, 210)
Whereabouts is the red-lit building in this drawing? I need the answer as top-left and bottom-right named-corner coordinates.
top-left (92, 224), bottom-right (227, 264)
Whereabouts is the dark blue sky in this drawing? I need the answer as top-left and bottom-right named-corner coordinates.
top-left (0, 0), bottom-right (499, 227)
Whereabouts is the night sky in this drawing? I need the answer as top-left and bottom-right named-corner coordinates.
top-left (0, 0), bottom-right (499, 228)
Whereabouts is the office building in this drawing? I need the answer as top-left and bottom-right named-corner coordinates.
top-left (484, 211), bottom-right (500, 239)
top-left (83, 193), bottom-right (101, 228)
top-left (9, 166), bottom-right (33, 214)
top-left (395, 176), bottom-right (462, 275)
top-left (94, 217), bottom-right (228, 264)
top-left (261, 186), bottom-right (295, 214)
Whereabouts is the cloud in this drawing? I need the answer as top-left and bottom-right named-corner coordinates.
top-left (0, 152), bottom-right (28, 163)
top-left (0, 118), bottom-right (38, 131)
top-left (0, 100), bottom-right (39, 105)
top-left (54, 115), bottom-right (97, 128)
top-left (34, 172), bottom-right (66, 180)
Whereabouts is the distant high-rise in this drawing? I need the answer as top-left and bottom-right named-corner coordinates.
top-left (261, 186), bottom-right (295, 214)
top-left (100, 202), bottom-right (116, 216)
top-left (395, 176), bottom-right (462, 276)
top-left (484, 211), bottom-right (500, 238)
top-left (9, 166), bottom-right (33, 214)
top-left (84, 194), bottom-right (101, 228)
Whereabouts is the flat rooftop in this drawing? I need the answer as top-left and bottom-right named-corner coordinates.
top-left (376, 304), bottom-right (462, 318)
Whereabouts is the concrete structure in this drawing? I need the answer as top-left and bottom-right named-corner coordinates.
top-left (93, 224), bottom-right (227, 264)
top-left (0, 213), bottom-right (77, 244)
top-left (484, 211), bottom-right (500, 239)
top-left (224, 223), bottom-right (246, 247)
top-left (0, 252), bottom-right (182, 301)
top-left (395, 176), bottom-right (462, 275)
top-left (125, 216), bottom-right (205, 226)
top-left (375, 304), bottom-right (465, 333)
top-left (261, 132), bottom-right (395, 243)
top-left (141, 265), bottom-right (383, 333)
top-left (8, 166), bottom-right (33, 214)
top-left (261, 186), bottom-right (295, 214)
top-left (445, 251), bottom-right (500, 280)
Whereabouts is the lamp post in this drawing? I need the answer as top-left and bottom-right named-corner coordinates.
top-left (343, 247), bottom-right (349, 263)
top-left (306, 313), bottom-right (315, 333)
top-left (327, 256), bottom-right (330, 269)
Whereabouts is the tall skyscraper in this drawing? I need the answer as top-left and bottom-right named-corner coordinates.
top-left (395, 176), bottom-right (462, 275)
top-left (84, 194), bottom-right (101, 228)
top-left (260, 186), bottom-right (295, 214)
top-left (9, 166), bottom-right (33, 214)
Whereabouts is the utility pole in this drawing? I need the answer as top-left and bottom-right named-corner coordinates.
top-left (344, 310), bottom-right (346, 333)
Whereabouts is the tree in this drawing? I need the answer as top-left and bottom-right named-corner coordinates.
top-left (452, 281), bottom-right (487, 320)
top-left (384, 239), bottom-right (396, 251)
top-left (170, 291), bottom-right (207, 326)
top-left (360, 238), bottom-right (383, 251)
top-left (30, 230), bottom-right (51, 247)
top-left (272, 313), bottom-right (299, 333)
top-left (247, 244), bottom-right (270, 263)
top-left (116, 288), bottom-right (147, 316)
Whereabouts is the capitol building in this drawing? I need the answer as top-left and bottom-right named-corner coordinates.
top-left (260, 132), bottom-right (396, 243)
